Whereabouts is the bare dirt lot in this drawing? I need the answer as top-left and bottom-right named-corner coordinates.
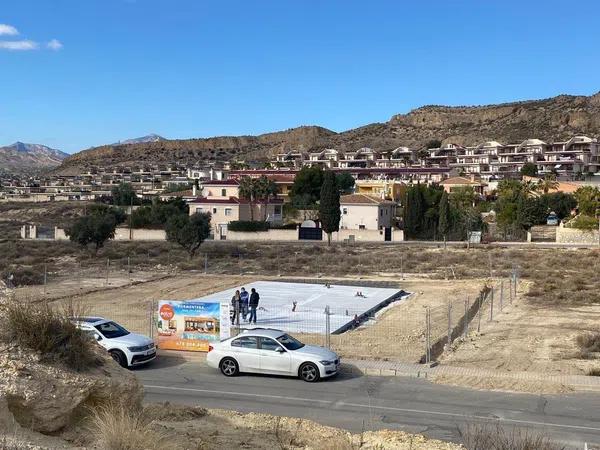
top-left (6, 237), bottom-right (600, 393)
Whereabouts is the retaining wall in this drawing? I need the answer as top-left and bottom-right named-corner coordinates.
top-left (556, 224), bottom-right (600, 245)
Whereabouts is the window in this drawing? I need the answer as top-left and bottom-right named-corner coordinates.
top-left (195, 207), bottom-right (203, 213)
top-left (212, 207), bottom-right (217, 214)
top-left (225, 208), bottom-right (232, 216)
top-left (259, 337), bottom-right (283, 351)
top-left (274, 205), bottom-right (282, 215)
top-left (359, 224), bottom-right (366, 230)
top-left (221, 188), bottom-right (227, 196)
top-left (342, 207), bottom-right (348, 215)
top-left (95, 321), bottom-right (130, 339)
top-left (231, 336), bottom-right (258, 348)
top-left (277, 334), bottom-right (305, 350)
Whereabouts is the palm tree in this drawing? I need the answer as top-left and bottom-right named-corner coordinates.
top-left (238, 176), bottom-right (257, 221)
top-left (256, 176), bottom-right (279, 220)
top-left (537, 174), bottom-right (559, 194)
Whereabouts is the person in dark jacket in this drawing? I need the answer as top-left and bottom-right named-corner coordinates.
top-left (248, 288), bottom-right (260, 324)
top-left (240, 287), bottom-right (249, 321)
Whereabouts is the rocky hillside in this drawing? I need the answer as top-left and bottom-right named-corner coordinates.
top-left (0, 141), bottom-right (68, 174)
top-left (57, 92), bottom-right (600, 172)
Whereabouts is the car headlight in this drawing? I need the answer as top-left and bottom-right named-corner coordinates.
top-left (128, 344), bottom-right (153, 352)
top-left (319, 360), bottom-right (334, 365)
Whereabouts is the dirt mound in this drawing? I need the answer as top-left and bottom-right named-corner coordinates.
top-left (0, 343), bottom-right (142, 434)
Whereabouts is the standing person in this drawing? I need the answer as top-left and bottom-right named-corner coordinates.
top-left (249, 288), bottom-right (260, 324)
top-left (230, 290), bottom-right (241, 325)
top-left (239, 287), bottom-right (249, 322)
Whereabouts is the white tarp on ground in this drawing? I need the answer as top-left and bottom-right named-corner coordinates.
top-left (194, 281), bottom-right (403, 334)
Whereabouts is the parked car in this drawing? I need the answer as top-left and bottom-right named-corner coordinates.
top-left (206, 328), bottom-right (340, 382)
top-left (546, 211), bottom-right (559, 226)
top-left (72, 317), bottom-right (156, 368)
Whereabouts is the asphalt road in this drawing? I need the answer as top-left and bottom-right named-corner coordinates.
top-left (136, 356), bottom-right (600, 449)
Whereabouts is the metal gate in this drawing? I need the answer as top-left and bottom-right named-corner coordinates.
top-left (384, 227), bottom-right (392, 241)
top-left (298, 226), bottom-right (323, 240)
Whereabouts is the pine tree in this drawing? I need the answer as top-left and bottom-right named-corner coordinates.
top-left (319, 170), bottom-right (341, 245)
top-left (438, 191), bottom-right (451, 242)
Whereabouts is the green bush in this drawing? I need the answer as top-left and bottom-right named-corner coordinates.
top-left (0, 300), bottom-right (103, 371)
top-left (567, 214), bottom-right (598, 230)
top-left (228, 221), bottom-right (270, 232)
top-left (1, 266), bottom-right (44, 286)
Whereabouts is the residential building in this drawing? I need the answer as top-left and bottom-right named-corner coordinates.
top-left (339, 194), bottom-right (396, 230)
top-left (187, 197), bottom-right (283, 239)
top-left (439, 176), bottom-right (485, 195)
top-left (355, 179), bottom-right (405, 202)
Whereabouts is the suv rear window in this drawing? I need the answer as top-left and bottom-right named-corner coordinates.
top-left (231, 336), bottom-right (258, 348)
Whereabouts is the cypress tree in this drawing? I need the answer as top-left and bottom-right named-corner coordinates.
top-left (319, 170), bottom-right (341, 246)
top-left (404, 186), bottom-right (423, 239)
top-left (438, 190), bottom-right (451, 242)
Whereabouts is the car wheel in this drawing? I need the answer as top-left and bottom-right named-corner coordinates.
top-left (220, 357), bottom-right (239, 377)
top-left (299, 362), bottom-right (320, 382)
top-left (109, 350), bottom-right (128, 368)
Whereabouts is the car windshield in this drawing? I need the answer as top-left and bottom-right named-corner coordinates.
top-left (277, 333), bottom-right (305, 350)
top-left (95, 321), bottom-right (130, 339)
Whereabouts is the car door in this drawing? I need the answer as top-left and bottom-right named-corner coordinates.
top-left (229, 336), bottom-right (260, 372)
top-left (258, 337), bottom-right (291, 375)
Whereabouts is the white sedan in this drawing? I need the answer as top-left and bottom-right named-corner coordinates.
top-left (207, 328), bottom-right (340, 382)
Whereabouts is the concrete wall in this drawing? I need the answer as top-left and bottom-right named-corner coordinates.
top-left (331, 228), bottom-right (403, 242)
top-left (226, 229), bottom-right (298, 241)
top-left (226, 228), bottom-right (404, 242)
top-left (113, 227), bottom-right (166, 241)
top-left (556, 224), bottom-right (600, 245)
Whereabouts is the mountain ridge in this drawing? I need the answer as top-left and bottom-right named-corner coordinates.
top-left (0, 142), bottom-right (68, 175)
top-left (51, 91), bottom-right (600, 174)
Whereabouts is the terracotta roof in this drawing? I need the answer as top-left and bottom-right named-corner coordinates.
top-left (188, 196), bottom-right (284, 205)
top-left (340, 193), bottom-right (395, 205)
top-left (440, 176), bottom-right (483, 186)
top-left (200, 179), bottom-right (240, 186)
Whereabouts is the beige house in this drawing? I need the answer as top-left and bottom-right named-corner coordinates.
top-left (339, 194), bottom-right (396, 230)
top-left (439, 176), bottom-right (485, 195)
top-left (188, 197), bottom-right (283, 239)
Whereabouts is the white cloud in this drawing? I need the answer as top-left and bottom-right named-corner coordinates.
top-left (0, 40), bottom-right (39, 51)
top-left (47, 39), bottom-right (63, 50)
top-left (0, 24), bottom-right (19, 36)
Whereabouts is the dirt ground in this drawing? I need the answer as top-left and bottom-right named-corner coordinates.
top-left (439, 280), bottom-right (600, 385)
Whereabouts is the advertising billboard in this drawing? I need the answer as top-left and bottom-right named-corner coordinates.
top-left (157, 300), bottom-right (230, 352)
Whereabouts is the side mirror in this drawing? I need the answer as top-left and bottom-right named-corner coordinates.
top-left (275, 347), bottom-right (285, 353)
top-left (94, 333), bottom-right (102, 341)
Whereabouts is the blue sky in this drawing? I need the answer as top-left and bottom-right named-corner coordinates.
top-left (1, 0), bottom-right (599, 153)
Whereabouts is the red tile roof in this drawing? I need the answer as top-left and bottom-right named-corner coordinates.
top-left (340, 193), bottom-right (396, 205)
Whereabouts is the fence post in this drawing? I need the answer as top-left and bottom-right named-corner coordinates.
top-left (400, 254), bottom-right (404, 280)
top-left (325, 305), bottom-right (331, 349)
top-left (489, 286), bottom-right (494, 322)
top-left (500, 281), bottom-right (504, 312)
top-left (425, 306), bottom-right (431, 364)
top-left (106, 258), bottom-right (110, 286)
top-left (463, 297), bottom-right (469, 339)
top-left (43, 263), bottom-right (47, 295)
top-left (239, 253), bottom-right (243, 276)
top-left (149, 300), bottom-right (154, 339)
top-left (78, 261), bottom-right (82, 290)
top-left (477, 293), bottom-right (483, 333)
top-left (204, 253), bottom-right (208, 274)
top-left (447, 302), bottom-right (452, 348)
top-left (509, 276), bottom-right (513, 304)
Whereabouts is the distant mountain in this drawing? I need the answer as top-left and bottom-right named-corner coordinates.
top-left (0, 142), bottom-right (68, 175)
top-left (56, 92), bottom-right (600, 173)
top-left (117, 134), bottom-right (166, 145)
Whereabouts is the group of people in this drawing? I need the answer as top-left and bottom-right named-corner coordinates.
top-left (230, 287), bottom-right (260, 325)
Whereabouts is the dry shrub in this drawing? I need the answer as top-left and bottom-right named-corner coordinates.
top-left (143, 402), bottom-right (207, 421)
top-left (577, 332), bottom-right (600, 359)
top-left (89, 402), bottom-right (171, 450)
top-left (0, 299), bottom-right (102, 371)
top-left (587, 368), bottom-right (600, 377)
top-left (460, 423), bottom-right (564, 450)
